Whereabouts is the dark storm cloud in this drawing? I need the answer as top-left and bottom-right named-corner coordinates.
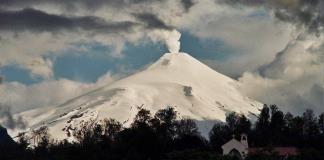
top-left (134, 13), bottom-right (173, 30)
top-left (258, 42), bottom-right (289, 78)
top-left (181, 0), bottom-right (196, 12)
top-left (0, 8), bottom-right (138, 33)
top-left (218, 0), bottom-right (264, 6)
top-left (0, 104), bottom-right (27, 130)
top-left (218, 0), bottom-right (324, 34)
top-left (0, 0), bottom-right (164, 11)
top-left (0, 0), bottom-right (187, 34)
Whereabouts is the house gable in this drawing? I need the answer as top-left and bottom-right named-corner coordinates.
top-left (222, 138), bottom-right (248, 158)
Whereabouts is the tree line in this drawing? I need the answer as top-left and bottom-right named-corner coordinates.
top-left (0, 105), bottom-right (324, 160)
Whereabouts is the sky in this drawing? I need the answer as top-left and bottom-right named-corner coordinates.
top-left (0, 0), bottom-right (323, 115)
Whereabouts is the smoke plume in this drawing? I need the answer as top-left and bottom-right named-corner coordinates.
top-left (166, 30), bottom-right (181, 53)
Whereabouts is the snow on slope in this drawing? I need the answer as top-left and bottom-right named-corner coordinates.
top-left (9, 52), bottom-right (262, 140)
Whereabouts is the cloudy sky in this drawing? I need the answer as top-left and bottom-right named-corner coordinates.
top-left (0, 0), bottom-right (323, 115)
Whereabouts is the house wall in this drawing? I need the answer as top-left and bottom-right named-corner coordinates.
top-left (222, 139), bottom-right (248, 158)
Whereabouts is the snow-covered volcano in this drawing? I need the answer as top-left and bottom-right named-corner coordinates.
top-left (11, 52), bottom-right (262, 140)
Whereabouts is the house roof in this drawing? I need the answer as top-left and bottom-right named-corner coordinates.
top-left (249, 147), bottom-right (298, 156)
top-left (221, 138), bottom-right (247, 150)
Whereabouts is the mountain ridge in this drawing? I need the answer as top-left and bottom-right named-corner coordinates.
top-left (9, 52), bottom-right (262, 140)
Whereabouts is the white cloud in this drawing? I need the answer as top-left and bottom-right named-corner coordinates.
top-left (238, 33), bottom-right (324, 114)
top-left (26, 57), bottom-right (53, 79)
top-left (0, 1), bottom-right (182, 78)
top-left (173, 1), bottom-right (296, 77)
top-left (0, 0), bottom-right (322, 115)
top-left (0, 32), bottom-right (72, 79)
top-left (2, 1), bottom-right (287, 78)
top-left (0, 72), bottom-right (120, 113)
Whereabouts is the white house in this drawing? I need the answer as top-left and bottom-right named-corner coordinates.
top-left (221, 134), bottom-right (248, 160)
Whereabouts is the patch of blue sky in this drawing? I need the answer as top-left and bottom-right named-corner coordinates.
top-left (247, 8), bottom-right (270, 19)
top-left (0, 65), bottom-right (42, 84)
top-left (180, 31), bottom-right (236, 61)
top-left (53, 40), bottom-right (167, 83)
top-left (1, 32), bottom-right (237, 85)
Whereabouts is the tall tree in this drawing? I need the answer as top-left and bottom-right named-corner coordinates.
top-left (254, 104), bottom-right (271, 146)
top-left (175, 119), bottom-right (199, 138)
top-left (117, 108), bottom-right (161, 160)
top-left (226, 112), bottom-right (239, 133)
top-left (269, 104), bottom-right (283, 123)
top-left (302, 109), bottom-right (320, 138)
top-left (269, 105), bottom-right (285, 144)
top-left (257, 104), bottom-right (270, 130)
top-left (103, 118), bottom-right (122, 140)
top-left (284, 112), bottom-right (294, 129)
top-left (153, 107), bottom-right (177, 138)
top-left (132, 108), bottom-right (152, 128)
top-left (236, 115), bottom-right (251, 135)
top-left (174, 118), bottom-right (206, 151)
top-left (319, 113), bottom-right (324, 134)
top-left (31, 126), bottom-right (50, 147)
top-left (209, 123), bottom-right (232, 153)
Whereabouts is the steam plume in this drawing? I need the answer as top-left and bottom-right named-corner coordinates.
top-left (166, 30), bottom-right (181, 53)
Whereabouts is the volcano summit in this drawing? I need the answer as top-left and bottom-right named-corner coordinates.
top-left (10, 51), bottom-right (262, 140)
